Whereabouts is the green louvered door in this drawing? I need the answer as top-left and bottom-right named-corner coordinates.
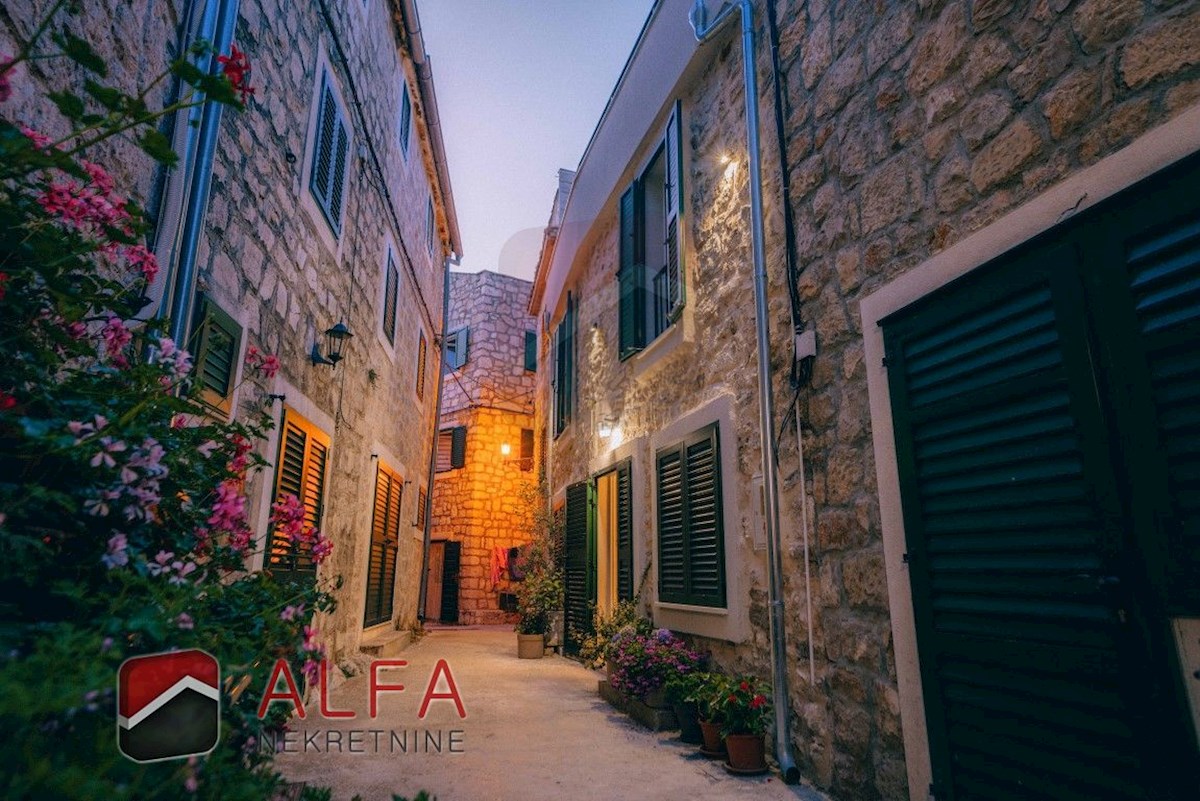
top-left (883, 156), bottom-right (1199, 801)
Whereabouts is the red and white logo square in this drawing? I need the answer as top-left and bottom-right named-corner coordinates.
top-left (117, 649), bottom-right (220, 762)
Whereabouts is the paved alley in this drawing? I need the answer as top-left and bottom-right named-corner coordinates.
top-left (275, 626), bottom-right (823, 801)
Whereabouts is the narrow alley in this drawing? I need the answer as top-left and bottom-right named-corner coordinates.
top-left (275, 628), bottom-right (823, 801)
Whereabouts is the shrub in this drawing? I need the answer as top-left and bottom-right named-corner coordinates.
top-left (607, 628), bottom-right (704, 700)
top-left (0, 5), bottom-right (336, 797)
top-left (574, 599), bottom-right (653, 669)
top-left (716, 676), bottom-right (773, 736)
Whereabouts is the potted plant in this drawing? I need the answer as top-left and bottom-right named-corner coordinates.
top-left (607, 628), bottom-right (704, 709)
top-left (664, 670), bottom-right (709, 745)
top-left (514, 564), bottom-right (562, 658)
top-left (694, 673), bottom-right (731, 757)
top-left (716, 676), bottom-right (773, 772)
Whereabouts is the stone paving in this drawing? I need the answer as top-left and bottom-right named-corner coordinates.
top-left (276, 626), bottom-right (827, 801)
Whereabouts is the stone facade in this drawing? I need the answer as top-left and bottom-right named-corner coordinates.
top-left (3, 0), bottom-right (459, 662)
top-left (533, 1), bottom-right (1200, 799)
top-left (432, 270), bottom-right (538, 625)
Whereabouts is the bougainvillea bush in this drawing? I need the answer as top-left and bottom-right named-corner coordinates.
top-left (0, 5), bottom-right (334, 799)
top-left (606, 628), bottom-right (705, 700)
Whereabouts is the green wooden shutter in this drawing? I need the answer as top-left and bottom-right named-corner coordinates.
top-left (450, 425), bottom-right (467, 469)
top-left (664, 100), bottom-right (684, 318)
top-left (192, 297), bottom-right (242, 417)
top-left (364, 466), bottom-right (401, 627)
top-left (656, 446), bottom-right (686, 603)
top-left (564, 294), bottom-right (575, 424)
top-left (683, 425), bottom-right (724, 606)
top-left (882, 248), bottom-right (1164, 801)
top-left (310, 75), bottom-right (349, 234)
top-left (440, 541), bottom-right (461, 623)
top-left (563, 481), bottom-right (591, 652)
top-left (616, 459), bottom-right (634, 602)
top-left (618, 183), bottom-right (645, 359)
top-left (524, 330), bottom-right (537, 371)
top-left (399, 82), bottom-right (412, 156)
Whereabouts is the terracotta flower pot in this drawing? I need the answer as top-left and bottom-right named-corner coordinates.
top-left (698, 719), bottom-right (726, 756)
top-left (725, 732), bottom-right (767, 771)
top-left (516, 633), bottom-right (544, 659)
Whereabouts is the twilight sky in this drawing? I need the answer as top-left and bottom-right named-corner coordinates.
top-left (419, 0), bottom-right (652, 280)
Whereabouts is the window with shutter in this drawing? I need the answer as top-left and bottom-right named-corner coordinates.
top-left (435, 429), bottom-right (453, 472)
top-left (415, 329), bottom-right (427, 399)
top-left (382, 253), bottom-right (399, 346)
top-left (519, 428), bottom-right (534, 472)
top-left (426, 198), bottom-right (435, 254)
top-left (450, 425), bottom-right (467, 469)
top-left (617, 100), bottom-right (686, 361)
top-left (399, 81), bottom-right (412, 158)
top-left (364, 464), bottom-right (402, 627)
top-left (309, 72), bottom-right (351, 235)
top-left (524, 330), bottom-right (538, 372)
top-left (616, 459), bottom-right (634, 602)
top-left (563, 481), bottom-right (592, 652)
top-left (554, 293), bottom-right (576, 436)
top-left (269, 411), bottom-right (330, 586)
top-left (416, 486), bottom-right (427, 528)
top-left (190, 295), bottom-right (242, 418)
top-left (656, 423), bottom-right (725, 607)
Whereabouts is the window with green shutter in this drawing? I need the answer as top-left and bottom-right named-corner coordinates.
top-left (382, 252), bottom-right (399, 346)
top-left (656, 422), bottom-right (725, 607)
top-left (190, 295), bottom-right (242, 419)
top-left (309, 70), bottom-right (350, 235)
top-left (553, 293), bottom-right (576, 436)
top-left (524, 330), bottom-right (537, 372)
top-left (398, 80), bottom-right (412, 158)
top-left (618, 100), bottom-right (685, 360)
top-left (435, 426), bottom-right (467, 472)
top-left (364, 464), bottom-right (401, 627)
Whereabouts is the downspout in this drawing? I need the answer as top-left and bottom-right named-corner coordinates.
top-left (165, 0), bottom-right (241, 345)
top-left (690, 0), bottom-right (800, 784)
top-left (418, 252), bottom-right (458, 622)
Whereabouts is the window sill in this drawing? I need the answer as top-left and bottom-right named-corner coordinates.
top-left (653, 599), bottom-right (746, 643)
top-left (628, 319), bottom-right (687, 380)
top-left (655, 601), bottom-right (727, 616)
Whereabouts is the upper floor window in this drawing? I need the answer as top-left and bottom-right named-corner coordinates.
top-left (399, 80), bottom-right (412, 159)
top-left (415, 328), bottom-right (428, 399)
top-left (444, 326), bottom-right (469, 371)
top-left (524, 330), bottom-right (537, 372)
top-left (618, 100), bottom-right (684, 360)
top-left (436, 426), bottom-right (466, 472)
top-left (190, 294), bottom-right (242, 419)
top-left (382, 251), bottom-right (399, 346)
top-left (426, 198), bottom-right (435, 254)
top-left (309, 70), bottom-right (351, 235)
top-left (553, 292), bottom-right (576, 436)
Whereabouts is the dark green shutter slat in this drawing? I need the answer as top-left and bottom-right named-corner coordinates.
top-left (656, 448), bottom-right (686, 601)
top-left (563, 481), bottom-right (590, 652)
top-left (450, 426), bottom-right (466, 469)
top-left (439, 541), bottom-right (461, 623)
top-left (524, 330), bottom-right (537, 371)
top-left (616, 460), bottom-right (633, 601)
top-left (618, 184), bottom-right (645, 359)
top-left (200, 324), bottom-right (235, 395)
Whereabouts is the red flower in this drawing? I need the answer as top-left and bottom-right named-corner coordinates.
top-left (217, 45), bottom-right (255, 104)
top-left (0, 271), bottom-right (8, 301)
top-left (739, 680), bottom-right (750, 691)
top-left (750, 694), bottom-right (766, 709)
top-left (0, 389), bottom-right (16, 410)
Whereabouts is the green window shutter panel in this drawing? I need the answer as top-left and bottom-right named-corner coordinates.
top-left (450, 425), bottom-right (467, 469)
top-left (683, 427), bottom-right (724, 606)
top-left (565, 294), bottom-right (575, 424)
top-left (311, 82), bottom-right (335, 204)
top-left (618, 184), bottom-right (645, 359)
top-left (440, 541), bottom-right (461, 623)
top-left (457, 326), bottom-right (469, 366)
top-left (664, 99), bottom-right (685, 317)
top-left (524, 330), bottom-right (537, 372)
top-left (383, 255), bottom-right (398, 345)
top-left (399, 85), bottom-right (412, 156)
top-left (616, 459), bottom-right (634, 602)
top-left (563, 481), bottom-right (591, 651)
top-left (656, 446), bottom-right (686, 602)
top-left (327, 111), bottom-right (349, 231)
top-left (192, 296), bottom-right (242, 415)
top-left (365, 466), bottom-right (401, 627)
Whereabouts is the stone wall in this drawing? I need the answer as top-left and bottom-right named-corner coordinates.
top-left (432, 270), bottom-right (538, 624)
top-left (540, 0), bottom-right (1200, 798)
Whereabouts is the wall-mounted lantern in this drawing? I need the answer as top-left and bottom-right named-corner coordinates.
top-left (310, 321), bottom-right (353, 367)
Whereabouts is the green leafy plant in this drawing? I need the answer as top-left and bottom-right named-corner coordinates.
top-left (574, 598), bottom-right (653, 669)
top-left (0, 4), bottom-right (337, 798)
top-left (688, 672), bottom-right (733, 724)
top-left (513, 479), bottom-right (563, 636)
top-left (715, 676), bottom-right (773, 736)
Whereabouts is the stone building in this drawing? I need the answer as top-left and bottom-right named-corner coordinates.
top-left (3, 0), bottom-right (461, 662)
top-left (429, 270), bottom-right (539, 625)
top-left (530, 1), bottom-right (1200, 799)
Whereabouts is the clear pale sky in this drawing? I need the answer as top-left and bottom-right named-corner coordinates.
top-left (419, 0), bottom-right (653, 280)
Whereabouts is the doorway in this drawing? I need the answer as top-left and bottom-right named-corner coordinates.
top-left (425, 540), bottom-right (460, 623)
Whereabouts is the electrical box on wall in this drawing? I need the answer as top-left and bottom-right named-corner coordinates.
top-left (750, 474), bottom-right (766, 552)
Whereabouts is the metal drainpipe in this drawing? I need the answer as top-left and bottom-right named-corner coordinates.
top-left (690, 0), bottom-right (800, 784)
top-left (417, 253), bottom-right (458, 622)
top-left (166, 0), bottom-right (241, 345)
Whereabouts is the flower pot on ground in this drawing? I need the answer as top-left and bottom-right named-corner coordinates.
top-left (716, 676), bottom-right (773, 772)
top-left (516, 632), bottom-right (545, 659)
top-left (665, 670), bottom-right (712, 745)
top-left (672, 699), bottom-right (703, 744)
top-left (698, 719), bottom-right (727, 756)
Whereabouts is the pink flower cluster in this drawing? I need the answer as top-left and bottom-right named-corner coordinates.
top-left (0, 54), bottom-right (12, 103)
top-left (100, 314), bottom-right (131, 368)
top-left (270, 492), bottom-right (333, 565)
top-left (156, 337), bottom-right (193, 388)
top-left (300, 624), bottom-right (325, 684)
top-left (147, 549), bottom-right (198, 585)
top-left (244, 345), bottom-right (280, 379)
